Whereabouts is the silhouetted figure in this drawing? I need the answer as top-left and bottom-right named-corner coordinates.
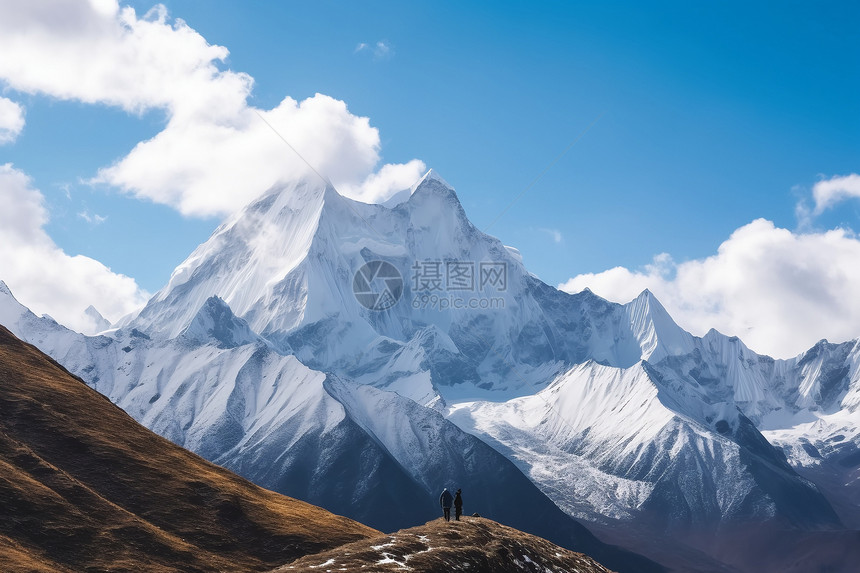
top-left (439, 488), bottom-right (453, 521)
top-left (454, 489), bottom-right (463, 521)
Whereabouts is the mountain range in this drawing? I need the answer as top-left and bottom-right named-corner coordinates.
top-left (3, 170), bottom-right (860, 571)
top-left (0, 323), bottom-right (624, 573)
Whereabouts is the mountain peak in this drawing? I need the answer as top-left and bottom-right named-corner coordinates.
top-left (630, 289), bottom-right (673, 319)
top-left (129, 176), bottom-right (337, 339)
top-left (0, 280), bottom-right (14, 298)
top-left (404, 169), bottom-right (471, 235)
top-left (417, 168), bottom-right (453, 189)
top-left (409, 169), bottom-right (459, 202)
top-left (180, 296), bottom-right (259, 348)
top-left (84, 305), bottom-right (111, 334)
top-left (625, 289), bottom-right (694, 362)
top-left (243, 176), bottom-right (332, 217)
top-left (627, 288), bottom-right (668, 317)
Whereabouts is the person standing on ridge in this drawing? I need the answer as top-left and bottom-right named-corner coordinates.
top-left (439, 488), bottom-right (453, 521)
top-left (454, 488), bottom-right (463, 521)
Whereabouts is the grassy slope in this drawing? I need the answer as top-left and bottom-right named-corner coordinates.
top-left (0, 324), bottom-right (378, 573)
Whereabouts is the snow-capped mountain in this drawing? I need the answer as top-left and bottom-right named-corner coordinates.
top-left (449, 359), bottom-right (838, 528)
top-left (0, 280), bottom-right (658, 573)
top-left (124, 171), bottom-right (703, 404)
top-left (4, 171), bottom-right (860, 572)
top-left (83, 304), bottom-right (111, 334)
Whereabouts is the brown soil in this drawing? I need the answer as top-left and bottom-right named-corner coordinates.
top-left (274, 517), bottom-right (616, 573)
top-left (0, 324), bottom-right (378, 573)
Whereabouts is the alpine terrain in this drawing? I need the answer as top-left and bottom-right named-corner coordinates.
top-left (3, 170), bottom-right (860, 572)
top-left (0, 324), bottom-right (625, 573)
top-left (0, 323), bottom-right (377, 572)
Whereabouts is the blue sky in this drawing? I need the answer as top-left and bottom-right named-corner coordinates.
top-left (0, 0), bottom-right (859, 357)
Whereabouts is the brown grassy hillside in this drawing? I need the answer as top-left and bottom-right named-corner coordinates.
top-left (0, 324), bottom-right (378, 573)
top-left (275, 517), bottom-right (615, 573)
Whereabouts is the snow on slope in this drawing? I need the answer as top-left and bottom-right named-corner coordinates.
top-left (0, 282), bottom-right (427, 530)
top-left (0, 280), bottom-right (663, 569)
top-left (122, 173), bottom-right (716, 405)
top-left (646, 330), bottom-right (860, 471)
top-left (130, 177), bottom-right (330, 339)
top-left (0, 280), bottom-right (122, 381)
top-left (180, 296), bottom-right (260, 348)
top-left (624, 290), bottom-right (695, 363)
top-left (448, 361), bottom-right (668, 521)
top-left (448, 361), bottom-right (731, 524)
top-left (4, 168), bottom-right (860, 567)
top-left (83, 305), bottom-right (111, 334)
top-left (0, 280), bottom-right (57, 340)
top-left (448, 360), bottom-right (838, 530)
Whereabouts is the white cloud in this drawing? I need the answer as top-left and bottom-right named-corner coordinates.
top-left (0, 2), bottom-right (420, 216)
top-left (374, 40), bottom-right (392, 58)
top-left (93, 93), bottom-right (426, 215)
top-left (539, 228), bottom-right (563, 244)
top-left (0, 1), bottom-right (250, 118)
top-left (560, 265), bottom-right (659, 303)
top-left (559, 219), bottom-right (860, 358)
top-left (0, 163), bottom-right (148, 333)
top-left (812, 173), bottom-right (860, 214)
top-left (0, 97), bottom-right (24, 143)
top-left (355, 40), bottom-right (393, 59)
top-left (340, 159), bottom-right (427, 204)
top-left (78, 210), bottom-right (107, 224)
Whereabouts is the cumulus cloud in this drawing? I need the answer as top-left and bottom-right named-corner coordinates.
top-left (812, 173), bottom-right (860, 215)
top-left (0, 163), bottom-right (149, 333)
top-left (559, 220), bottom-right (860, 358)
top-left (561, 253), bottom-right (673, 301)
top-left (0, 97), bottom-right (25, 143)
top-left (339, 159), bottom-right (427, 204)
top-left (93, 93), bottom-right (426, 215)
top-left (0, 1), bottom-right (250, 118)
top-left (0, 1), bottom-right (421, 215)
